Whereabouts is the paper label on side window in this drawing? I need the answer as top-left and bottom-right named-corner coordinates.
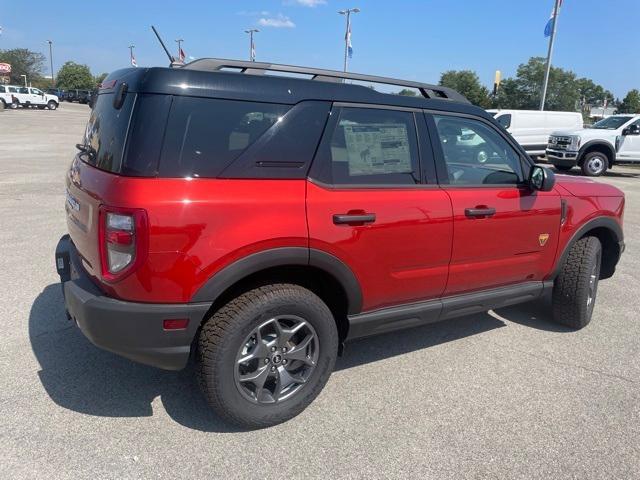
top-left (343, 123), bottom-right (411, 176)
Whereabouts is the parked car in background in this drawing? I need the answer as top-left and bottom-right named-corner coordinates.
top-left (55, 58), bottom-right (625, 428)
top-left (65, 89), bottom-right (93, 104)
top-left (46, 88), bottom-right (67, 101)
top-left (547, 114), bottom-right (640, 176)
top-left (487, 109), bottom-right (583, 160)
top-left (9, 86), bottom-right (59, 110)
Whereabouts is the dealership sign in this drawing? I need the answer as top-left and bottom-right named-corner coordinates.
top-left (0, 63), bottom-right (11, 74)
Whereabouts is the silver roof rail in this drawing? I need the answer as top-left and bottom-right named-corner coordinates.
top-left (181, 57), bottom-right (469, 103)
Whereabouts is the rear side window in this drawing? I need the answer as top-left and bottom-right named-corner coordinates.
top-left (82, 92), bottom-right (136, 173)
top-left (160, 97), bottom-right (289, 178)
top-left (0, 86), bottom-right (5, 93)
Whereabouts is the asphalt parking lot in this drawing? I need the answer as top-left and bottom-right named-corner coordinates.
top-left (1, 103), bottom-right (639, 479)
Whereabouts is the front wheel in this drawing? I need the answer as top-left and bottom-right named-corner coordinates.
top-left (196, 284), bottom-right (338, 429)
top-left (47, 101), bottom-right (58, 110)
top-left (552, 236), bottom-right (602, 329)
top-left (581, 152), bottom-right (608, 176)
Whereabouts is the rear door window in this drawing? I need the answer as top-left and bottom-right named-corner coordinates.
top-left (159, 97), bottom-right (289, 178)
top-left (314, 106), bottom-right (421, 185)
top-left (81, 92), bottom-right (136, 173)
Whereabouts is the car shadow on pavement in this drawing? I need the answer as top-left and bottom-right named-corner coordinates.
top-left (30, 283), bottom-right (567, 432)
top-left (29, 284), bottom-right (244, 433)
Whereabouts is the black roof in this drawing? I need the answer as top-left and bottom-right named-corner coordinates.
top-left (103, 57), bottom-right (491, 119)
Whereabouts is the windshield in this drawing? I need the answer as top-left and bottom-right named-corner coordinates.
top-left (592, 116), bottom-right (633, 130)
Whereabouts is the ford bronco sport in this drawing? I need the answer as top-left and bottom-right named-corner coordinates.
top-left (55, 58), bottom-right (625, 428)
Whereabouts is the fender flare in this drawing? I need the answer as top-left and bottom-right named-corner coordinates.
top-left (550, 216), bottom-right (623, 280)
top-left (578, 141), bottom-right (616, 165)
top-left (191, 247), bottom-right (363, 314)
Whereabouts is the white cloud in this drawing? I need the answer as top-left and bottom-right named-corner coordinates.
top-left (237, 10), bottom-right (271, 16)
top-left (258, 14), bottom-right (296, 28)
top-left (285, 0), bottom-right (326, 6)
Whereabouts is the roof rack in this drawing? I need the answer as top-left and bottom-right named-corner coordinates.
top-left (181, 58), bottom-right (469, 104)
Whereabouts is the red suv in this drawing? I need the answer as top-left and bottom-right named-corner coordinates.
top-left (56, 59), bottom-right (625, 428)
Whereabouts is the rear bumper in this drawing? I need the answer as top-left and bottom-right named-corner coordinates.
top-left (546, 149), bottom-right (579, 167)
top-left (55, 235), bottom-right (211, 370)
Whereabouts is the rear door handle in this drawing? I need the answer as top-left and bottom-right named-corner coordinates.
top-left (465, 207), bottom-right (496, 218)
top-left (333, 213), bottom-right (376, 225)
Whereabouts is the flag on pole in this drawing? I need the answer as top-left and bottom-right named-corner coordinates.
top-left (544, 0), bottom-right (562, 37)
top-left (179, 47), bottom-right (186, 62)
top-left (130, 52), bottom-right (137, 67)
top-left (346, 21), bottom-right (353, 58)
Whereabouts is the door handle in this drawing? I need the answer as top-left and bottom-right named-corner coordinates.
top-left (333, 213), bottom-right (376, 225)
top-left (465, 207), bottom-right (496, 218)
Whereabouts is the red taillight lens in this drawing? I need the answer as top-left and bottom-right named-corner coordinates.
top-left (98, 206), bottom-right (148, 283)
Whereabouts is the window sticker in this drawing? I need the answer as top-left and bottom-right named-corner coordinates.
top-left (343, 123), bottom-right (412, 176)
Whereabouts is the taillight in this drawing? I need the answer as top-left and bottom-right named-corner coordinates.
top-left (98, 205), bottom-right (148, 282)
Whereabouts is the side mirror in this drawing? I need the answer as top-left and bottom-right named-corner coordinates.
top-left (622, 124), bottom-right (640, 136)
top-left (529, 165), bottom-right (555, 192)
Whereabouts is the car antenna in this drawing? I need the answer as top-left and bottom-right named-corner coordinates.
top-left (151, 25), bottom-right (177, 66)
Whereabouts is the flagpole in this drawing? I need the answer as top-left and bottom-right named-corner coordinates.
top-left (128, 44), bottom-right (136, 67)
top-left (175, 39), bottom-right (183, 62)
top-left (540, 0), bottom-right (561, 110)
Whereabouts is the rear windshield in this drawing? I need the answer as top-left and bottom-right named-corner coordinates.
top-left (81, 92), bottom-right (135, 173)
top-left (159, 97), bottom-right (289, 178)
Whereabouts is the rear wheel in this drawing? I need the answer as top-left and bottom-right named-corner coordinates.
top-left (580, 152), bottom-right (608, 176)
top-left (552, 236), bottom-right (602, 329)
top-left (554, 164), bottom-right (573, 172)
top-left (47, 100), bottom-right (57, 110)
top-left (196, 284), bottom-right (338, 429)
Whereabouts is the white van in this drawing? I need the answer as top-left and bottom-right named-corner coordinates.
top-left (487, 109), bottom-right (583, 159)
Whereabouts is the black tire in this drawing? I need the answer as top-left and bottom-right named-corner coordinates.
top-left (47, 101), bottom-right (57, 110)
top-left (580, 151), bottom-right (608, 177)
top-left (552, 236), bottom-right (602, 329)
top-left (196, 284), bottom-right (338, 429)
top-left (10, 101), bottom-right (19, 109)
top-left (554, 164), bottom-right (573, 172)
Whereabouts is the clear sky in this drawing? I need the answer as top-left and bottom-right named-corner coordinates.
top-left (1, 0), bottom-right (638, 98)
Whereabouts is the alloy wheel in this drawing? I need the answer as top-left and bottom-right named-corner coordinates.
top-left (234, 315), bottom-right (319, 404)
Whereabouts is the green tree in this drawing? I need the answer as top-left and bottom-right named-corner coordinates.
top-left (493, 57), bottom-right (580, 111)
top-left (439, 70), bottom-right (491, 108)
top-left (575, 77), bottom-right (614, 107)
top-left (396, 88), bottom-right (417, 96)
top-left (56, 61), bottom-right (95, 90)
top-left (618, 89), bottom-right (640, 113)
top-left (0, 48), bottom-right (46, 85)
top-left (95, 72), bottom-right (108, 85)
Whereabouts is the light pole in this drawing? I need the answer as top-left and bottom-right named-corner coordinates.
top-left (47, 40), bottom-right (54, 87)
top-left (244, 29), bottom-right (259, 62)
top-left (175, 38), bottom-right (184, 62)
top-left (338, 7), bottom-right (359, 72)
top-left (20, 74), bottom-right (27, 87)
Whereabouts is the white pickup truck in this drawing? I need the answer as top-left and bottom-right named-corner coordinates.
top-left (4, 85), bottom-right (59, 110)
top-left (546, 114), bottom-right (640, 176)
top-left (0, 85), bottom-right (17, 109)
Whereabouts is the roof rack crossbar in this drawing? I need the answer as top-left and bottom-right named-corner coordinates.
top-left (181, 58), bottom-right (469, 103)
